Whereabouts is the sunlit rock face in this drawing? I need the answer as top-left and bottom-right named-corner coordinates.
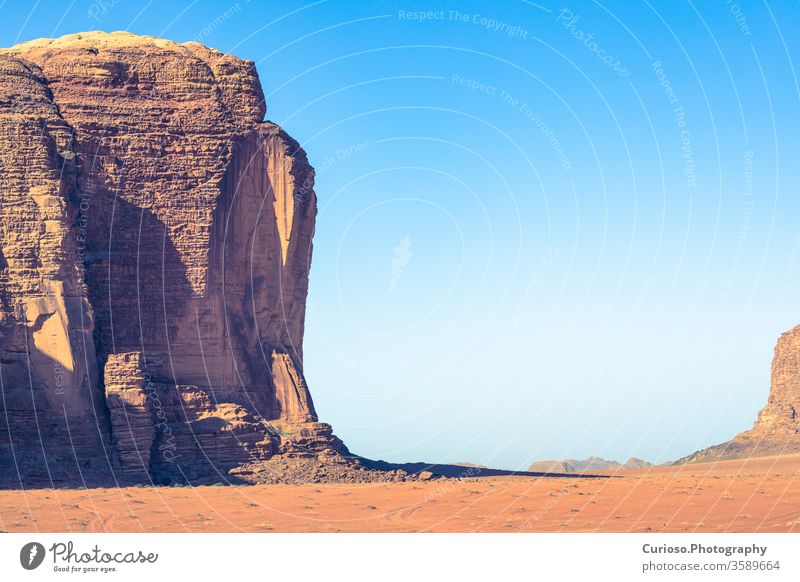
top-left (677, 324), bottom-right (800, 464)
top-left (0, 32), bottom-right (345, 486)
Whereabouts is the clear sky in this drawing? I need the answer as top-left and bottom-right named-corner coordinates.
top-left (2, 0), bottom-right (799, 468)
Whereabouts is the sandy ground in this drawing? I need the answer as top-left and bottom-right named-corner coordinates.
top-left (1, 454), bottom-right (799, 532)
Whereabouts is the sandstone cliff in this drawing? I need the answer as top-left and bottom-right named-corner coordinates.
top-left (677, 324), bottom-right (800, 464)
top-left (0, 32), bottom-right (346, 486)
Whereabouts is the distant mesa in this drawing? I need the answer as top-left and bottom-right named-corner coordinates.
top-left (619, 457), bottom-right (653, 470)
top-left (453, 462), bottom-right (488, 469)
top-left (527, 456), bottom-right (653, 474)
top-left (676, 324), bottom-right (800, 464)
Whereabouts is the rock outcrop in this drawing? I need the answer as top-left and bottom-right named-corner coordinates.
top-left (0, 32), bottom-right (347, 487)
top-left (677, 324), bottom-right (800, 464)
top-left (527, 457), bottom-right (653, 473)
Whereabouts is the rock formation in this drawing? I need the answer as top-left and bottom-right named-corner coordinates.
top-left (0, 32), bottom-right (347, 487)
top-left (527, 457), bottom-right (653, 473)
top-left (622, 457), bottom-right (654, 470)
top-left (527, 460), bottom-right (576, 474)
top-left (677, 324), bottom-right (800, 464)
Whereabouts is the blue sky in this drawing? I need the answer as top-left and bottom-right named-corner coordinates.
top-left (3, 0), bottom-right (799, 468)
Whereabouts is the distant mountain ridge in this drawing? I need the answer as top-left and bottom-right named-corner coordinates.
top-left (527, 456), bottom-right (653, 473)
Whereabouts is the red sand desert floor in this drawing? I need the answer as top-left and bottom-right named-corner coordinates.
top-left (1, 454), bottom-right (799, 533)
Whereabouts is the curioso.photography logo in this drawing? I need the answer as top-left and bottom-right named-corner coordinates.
top-left (20, 542), bottom-right (46, 570)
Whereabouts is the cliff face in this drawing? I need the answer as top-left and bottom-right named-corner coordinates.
top-left (677, 324), bottom-right (800, 464)
top-left (0, 52), bottom-right (106, 485)
top-left (0, 32), bottom-right (344, 486)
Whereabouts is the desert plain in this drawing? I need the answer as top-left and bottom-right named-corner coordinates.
top-left (1, 31), bottom-right (799, 538)
top-left (1, 454), bottom-right (798, 533)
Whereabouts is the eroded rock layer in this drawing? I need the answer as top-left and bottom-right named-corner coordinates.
top-left (0, 53), bottom-right (109, 486)
top-left (677, 324), bottom-right (800, 464)
top-left (0, 32), bottom-right (345, 486)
